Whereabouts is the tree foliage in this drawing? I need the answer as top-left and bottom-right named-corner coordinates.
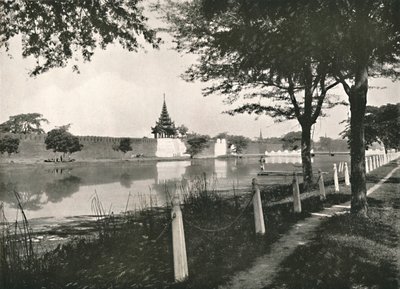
top-left (166, 0), bottom-right (400, 211)
top-left (177, 125), bottom-right (189, 137)
top-left (0, 113), bottom-right (48, 134)
top-left (166, 0), bottom-right (343, 120)
top-left (281, 131), bottom-right (302, 151)
top-left (113, 138), bottom-right (133, 154)
top-left (185, 134), bottom-right (210, 158)
top-left (318, 137), bottom-right (333, 152)
top-left (341, 103), bottom-right (400, 151)
top-left (214, 132), bottom-right (229, 140)
top-left (0, 134), bottom-right (20, 156)
top-left (45, 126), bottom-right (83, 156)
top-left (1, 0), bottom-right (160, 76)
top-left (164, 0), bottom-right (348, 189)
top-left (316, 137), bottom-right (348, 152)
top-left (226, 135), bottom-right (249, 154)
top-left (315, 0), bottom-right (400, 215)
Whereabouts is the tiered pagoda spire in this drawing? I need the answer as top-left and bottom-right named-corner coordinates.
top-left (151, 95), bottom-right (177, 139)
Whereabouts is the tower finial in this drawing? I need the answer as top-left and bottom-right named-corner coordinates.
top-left (163, 93), bottom-right (165, 102)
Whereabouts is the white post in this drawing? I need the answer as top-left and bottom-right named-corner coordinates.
top-left (252, 178), bottom-right (266, 235)
top-left (377, 155), bottom-right (381, 168)
top-left (371, 155), bottom-right (376, 170)
top-left (344, 162), bottom-right (350, 186)
top-left (370, 156), bottom-right (374, 171)
top-left (333, 163), bottom-right (339, 192)
top-left (292, 172), bottom-right (302, 213)
top-left (365, 157), bottom-right (369, 174)
top-left (318, 169), bottom-right (326, 200)
top-left (171, 195), bottom-right (188, 282)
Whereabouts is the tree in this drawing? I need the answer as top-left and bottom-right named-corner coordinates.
top-left (0, 135), bottom-right (20, 156)
top-left (227, 135), bottom-right (250, 154)
top-left (185, 134), bottom-right (210, 158)
top-left (177, 125), bottom-right (189, 138)
top-left (45, 126), bottom-right (83, 159)
top-left (321, 1), bottom-right (400, 215)
top-left (1, 0), bottom-right (160, 76)
top-left (0, 113), bottom-right (48, 134)
top-left (281, 131), bottom-right (302, 151)
top-left (341, 103), bottom-right (400, 151)
top-left (214, 132), bottom-right (229, 140)
top-left (166, 0), bottom-right (400, 212)
top-left (318, 137), bottom-right (333, 152)
top-left (113, 138), bottom-right (133, 156)
top-left (165, 0), bottom-right (344, 190)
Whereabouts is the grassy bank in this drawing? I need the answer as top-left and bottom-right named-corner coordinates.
top-left (265, 161), bottom-right (400, 289)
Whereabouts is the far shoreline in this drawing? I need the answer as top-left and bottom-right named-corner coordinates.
top-left (0, 154), bottom-right (267, 169)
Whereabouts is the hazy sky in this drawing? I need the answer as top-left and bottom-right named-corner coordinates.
top-left (1, 15), bottom-right (399, 140)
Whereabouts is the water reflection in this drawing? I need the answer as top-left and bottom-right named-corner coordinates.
top-left (156, 161), bottom-right (191, 183)
top-left (0, 155), bottom-right (349, 221)
top-left (119, 173), bottom-right (133, 188)
top-left (45, 176), bottom-right (81, 203)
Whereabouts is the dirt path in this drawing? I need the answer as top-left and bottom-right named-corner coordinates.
top-left (219, 161), bottom-right (400, 289)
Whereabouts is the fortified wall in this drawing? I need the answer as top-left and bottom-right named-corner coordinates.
top-left (0, 133), bottom-right (157, 161)
top-left (194, 139), bottom-right (283, 158)
top-left (0, 133), bottom-right (285, 162)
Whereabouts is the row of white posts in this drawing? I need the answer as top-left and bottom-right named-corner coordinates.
top-left (364, 153), bottom-right (398, 173)
top-left (171, 152), bottom-right (398, 282)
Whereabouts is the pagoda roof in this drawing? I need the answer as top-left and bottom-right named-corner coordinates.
top-left (153, 96), bottom-right (176, 129)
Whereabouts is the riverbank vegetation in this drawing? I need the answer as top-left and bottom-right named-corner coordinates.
top-left (0, 170), bottom-right (356, 289)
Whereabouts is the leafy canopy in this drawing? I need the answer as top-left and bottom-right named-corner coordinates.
top-left (165, 0), bottom-right (344, 125)
top-left (0, 134), bottom-right (20, 155)
top-left (45, 126), bottom-right (83, 155)
top-left (1, 0), bottom-right (160, 76)
top-left (213, 132), bottom-right (249, 153)
top-left (177, 125), bottom-right (189, 137)
top-left (281, 131), bottom-right (302, 151)
top-left (0, 113), bottom-right (48, 134)
top-left (113, 138), bottom-right (133, 154)
top-left (341, 103), bottom-right (400, 150)
top-left (186, 133), bottom-right (210, 158)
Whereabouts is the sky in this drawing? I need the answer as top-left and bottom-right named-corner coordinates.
top-left (1, 12), bottom-right (399, 140)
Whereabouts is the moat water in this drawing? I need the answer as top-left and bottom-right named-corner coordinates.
top-left (0, 155), bottom-right (349, 224)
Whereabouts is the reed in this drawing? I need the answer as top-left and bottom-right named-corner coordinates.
top-left (0, 192), bottom-right (41, 288)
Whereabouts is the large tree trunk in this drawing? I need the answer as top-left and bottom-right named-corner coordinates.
top-left (301, 123), bottom-right (313, 191)
top-left (349, 65), bottom-right (368, 216)
top-left (301, 63), bottom-right (314, 192)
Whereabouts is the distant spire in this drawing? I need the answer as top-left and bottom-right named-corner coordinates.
top-left (151, 94), bottom-right (177, 139)
top-left (259, 129), bottom-right (263, 140)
